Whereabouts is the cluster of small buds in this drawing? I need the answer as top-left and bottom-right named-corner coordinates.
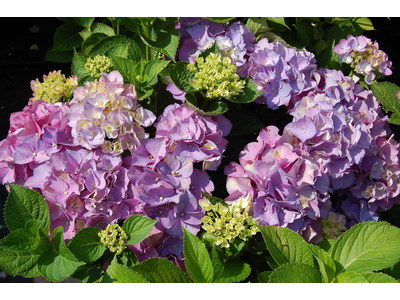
top-left (319, 211), bottom-right (347, 240)
top-left (199, 196), bottom-right (259, 248)
top-left (187, 53), bottom-right (245, 99)
top-left (84, 55), bottom-right (115, 78)
top-left (334, 34), bottom-right (392, 84)
top-left (98, 223), bottom-right (128, 255)
top-left (29, 70), bottom-right (78, 104)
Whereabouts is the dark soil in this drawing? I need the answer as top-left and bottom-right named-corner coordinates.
top-left (0, 17), bottom-right (399, 283)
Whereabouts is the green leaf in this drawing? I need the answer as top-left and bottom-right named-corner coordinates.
top-left (228, 78), bottom-right (263, 104)
top-left (109, 55), bottom-right (137, 79)
top-left (88, 36), bottom-right (130, 56)
top-left (0, 220), bottom-right (42, 251)
top-left (67, 227), bottom-right (105, 263)
top-left (45, 48), bottom-right (73, 63)
top-left (104, 43), bottom-right (130, 58)
top-left (81, 33), bottom-right (108, 54)
top-left (0, 242), bottom-right (52, 278)
top-left (117, 247), bottom-right (140, 267)
top-left (266, 17), bottom-right (290, 30)
top-left (201, 100), bottom-right (229, 116)
top-left (183, 226), bottom-right (214, 283)
top-left (139, 18), bottom-right (179, 62)
top-left (362, 272), bottom-right (398, 283)
top-left (389, 113), bottom-right (400, 125)
top-left (269, 262), bottom-right (322, 283)
top-left (212, 247), bottom-right (251, 283)
top-left (316, 40), bottom-right (340, 69)
top-left (74, 17), bottom-right (95, 28)
top-left (106, 256), bottom-right (150, 283)
top-left (354, 17), bottom-right (374, 31)
top-left (91, 22), bottom-right (115, 36)
top-left (258, 271), bottom-right (272, 283)
top-left (168, 61), bottom-right (198, 93)
top-left (331, 221), bottom-right (400, 275)
top-left (258, 225), bottom-right (314, 267)
top-left (38, 226), bottom-right (85, 282)
top-left (120, 17), bottom-right (144, 33)
top-left (143, 60), bottom-right (170, 86)
top-left (317, 239), bottom-right (337, 255)
top-left (53, 22), bottom-right (83, 51)
top-left (292, 19), bottom-right (314, 48)
top-left (131, 258), bottom-right (192, 283)
top-left (71, 262), bottom-right (104, 283)
top-left (71, 53), bottom-right (94, 86)
top-left (306, 243), bottom-right (336, 283)
top-left (245, 17), bottom-right (271, 41)
top-left (225, 109), bottom-right (265, 136)
top-left (371, 81), bottom-right (400, 118)
top-left (122, 214), bottom-right (158, 245)
top-left (324, 19), bottom-right (364, 44)
top-left (203, 17), bottom-right (236, 23)
top-left (334, 271), bottom-right (369, 283)
top-left (4, 184), bottom-right (50, 236)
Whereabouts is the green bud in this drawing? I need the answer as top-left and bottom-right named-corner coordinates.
top-left (98, 223), bottom-right (128, 255)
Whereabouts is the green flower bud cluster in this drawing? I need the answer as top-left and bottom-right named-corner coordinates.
top-left (199, 196), bottom-right (259, 248)
top-left (84, 55), bottom-right (115, 78)
top-left (187, 53), bottom-right (245, 100)
top-left (30, 70), bottom-right (78, 104)
top-left (320, 211), bottom-right (347, 240)
top-left (98, 223), bottom-right (128, 255)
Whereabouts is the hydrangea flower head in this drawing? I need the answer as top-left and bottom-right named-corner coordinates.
top-left (334, 35), bottom-right (392, 84)
top-left (200, 195), bottom-right (259, 248)
top-left (319, 211), bottom-right (347, 240)
top-left (30, 70), bottom-right (78, 104)
top-left (84, 55), bottom-right (115, 78)
top-left (187, 52), bottom-right (245, 99)
top-left (68, 70), bottom-right (155, 154)
top-left (98, 223), bottom-right (128, 255)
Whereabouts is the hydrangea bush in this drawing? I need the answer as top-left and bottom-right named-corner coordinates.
top-left (1, 17), bottom-right (400, 283)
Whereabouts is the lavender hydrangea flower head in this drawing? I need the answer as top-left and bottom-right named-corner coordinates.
top-left (334, 34), bottom-right (392, 84)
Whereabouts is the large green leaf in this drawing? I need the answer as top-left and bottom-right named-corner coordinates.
top-left (183, 226), bottom-right (214, 283)
top-left (212, 246), bottom-right (251, 283)
top-left (258, 225), bottom-right (314, 267)
top-left (81, 33), bottom-right (108, 54)
top-left (53, 22), bottom-right (83, 51)
top-left (334, 271), bottom-right (369, 283)
top-left (371, 81), bottom-right (400, 125)
top-left (88, 36), bottom-right (131, 56)
top-left (167, 61), bottom-right (198, 94)
top-left (106, 256), bottom-right (150, 283)
top-left (71, 53), bottom-right (94, 86)
top-left (258, 271), bottom-right (272, 283)
top-left (203, 17), bottom-right (236, 23)
top-left (4, 184), bottom-right (50, 236)
top-left (0, 242), bottom-right (52, 278)
top-left (143, 60), bottom-right (170, 86)
top-left (266, 17), bottom-right (290, 30)
top-left (269, 262), bottom-right (322, 283)
top-left (90, 23), bottom-right (115, 36)
top-left (331, 221), bottom-right (400, 275)
top-left (38, 226), bottom-right (85, 282)
top-left (74, 17), bottom-right (95, 28)
top-left (131, 258), bottom-right (192, 283)
top-left (122, 214), bottom-right (158, 245)
top-left (139, 18), bottom-right (179, 62)
top-left (0, 220), bottom-right (42, 251)
top-left (67, 227), bottom-right (105, 263)
top-left (306, 243), bottom-right (336, 283)
top-left (362, 272), bottom-right (398, 283)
